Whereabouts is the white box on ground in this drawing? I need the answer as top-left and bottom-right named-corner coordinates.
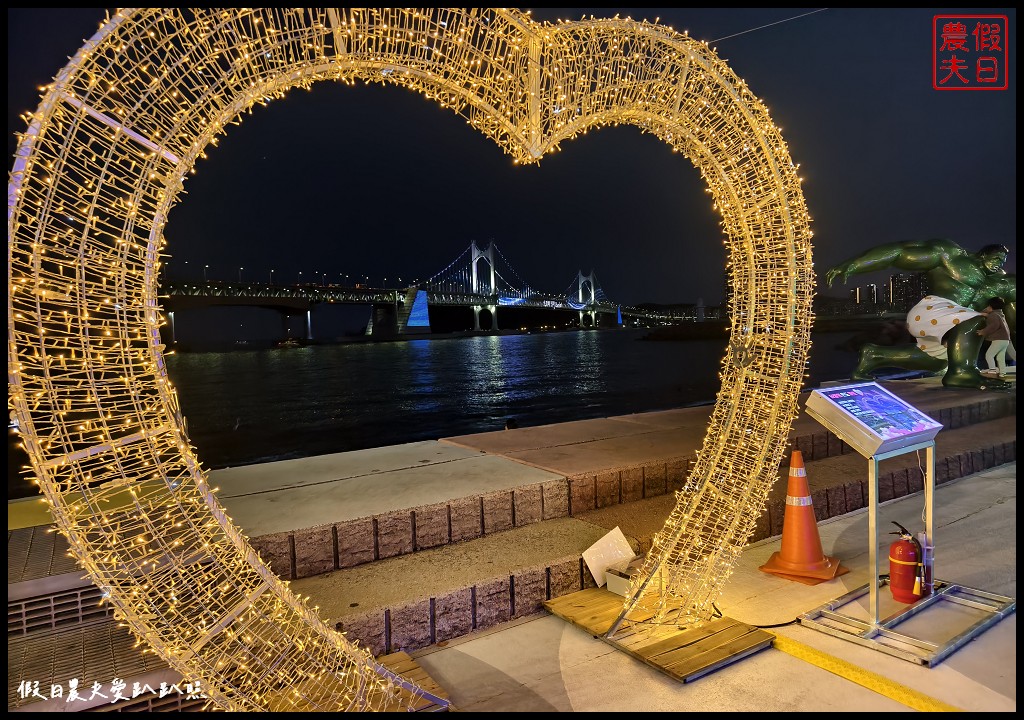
top-left (605, 555), bottom-right (645, 597)
top-left (582, 526), bottom-right (636, 587)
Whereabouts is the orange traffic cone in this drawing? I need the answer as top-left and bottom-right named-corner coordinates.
top-left (760, 450), bottom-right (849, 585)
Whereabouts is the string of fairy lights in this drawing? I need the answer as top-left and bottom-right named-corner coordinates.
top-left (7, 7), bottom-right (813, 710)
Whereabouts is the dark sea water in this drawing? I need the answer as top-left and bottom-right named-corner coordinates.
top-left (8, 328), bottom-right (865, 498)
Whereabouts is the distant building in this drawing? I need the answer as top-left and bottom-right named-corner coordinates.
top-left (886, 272), bottom-right (929, 312)
top-left (851, 284), bottom-right (879, 305)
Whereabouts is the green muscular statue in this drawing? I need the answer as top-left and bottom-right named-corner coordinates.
top-left (825, 239), bottom-right (1015, 390)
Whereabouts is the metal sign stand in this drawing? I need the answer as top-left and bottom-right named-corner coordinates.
top-left (798, 440), bottom-right (1015, 666)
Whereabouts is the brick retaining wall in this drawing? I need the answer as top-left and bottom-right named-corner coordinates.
top-left (249, 392), bottom-right (1014, 581)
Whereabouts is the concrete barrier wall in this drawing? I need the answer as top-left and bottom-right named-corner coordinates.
top-left (335, 554), bottom-right (588, 656)
top-left (250, 436), bottom-right (1016, 582)
top-left (248, 392), bottom-right (1015, 581)
top-left (249, 456), bottom-right (690, 580)
top-left (330, 437), bottom-right (1016, 656)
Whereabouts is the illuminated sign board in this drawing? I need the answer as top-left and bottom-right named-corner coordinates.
top-left (804, 382), bottom-right (942, 458)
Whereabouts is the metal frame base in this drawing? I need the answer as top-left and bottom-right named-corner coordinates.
top-left (799, 578), bottom-right (1016, 667)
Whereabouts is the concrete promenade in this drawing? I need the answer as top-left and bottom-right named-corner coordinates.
top-left (7, 375), bottom-right (1016, 712)
top-left (412, 462), bottom-right (1016, 712)
top-left (208, 377), bottom-right (1016, 585)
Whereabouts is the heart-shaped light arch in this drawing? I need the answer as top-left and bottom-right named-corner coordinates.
top-left (7, 8), bottom-right (813, 711)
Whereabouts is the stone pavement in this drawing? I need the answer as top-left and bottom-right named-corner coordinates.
top-left (410, 463), bottom-right (1016, 712)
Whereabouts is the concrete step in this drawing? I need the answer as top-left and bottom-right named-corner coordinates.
top-left (235, 379), bottom-right (1015, 582)
top-left (291, 415), bottom-right (1015, 657)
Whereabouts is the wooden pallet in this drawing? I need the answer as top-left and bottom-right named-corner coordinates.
top-left (545, 588), bottom-right (774, 683)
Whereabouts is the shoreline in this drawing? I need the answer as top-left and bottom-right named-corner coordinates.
top-left (168, 315), bottom-right (905, 353)
top-left (8, 318), bottom-right (924, 501)
top-left (168, 325), bottom-right (610, 353)
top-left (8, 367), bottom-right (929, 503)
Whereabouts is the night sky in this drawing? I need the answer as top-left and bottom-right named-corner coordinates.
top-left (7, 8), bottom-right (1017, 313)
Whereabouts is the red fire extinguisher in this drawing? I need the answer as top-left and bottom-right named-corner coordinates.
top-left (888, 521), bottom-right (925, 604)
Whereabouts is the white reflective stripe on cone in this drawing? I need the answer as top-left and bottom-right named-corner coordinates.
top-left (786, 495), bottom-right (814, 506)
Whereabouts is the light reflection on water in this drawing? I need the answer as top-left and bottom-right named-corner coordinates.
top-left (156, 328), bottom-right (856, 470)
top-left (5, 328), bottom-right (864, 498)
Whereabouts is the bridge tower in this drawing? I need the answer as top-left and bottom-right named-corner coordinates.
top-left (471, 241), bottom-right (499, 331)
top-left (578, 270), bottom-right (598, 328)
top-left (365, 290), bottom-right (419, 338)
top-left (279, 309), bottom-right (313, 341)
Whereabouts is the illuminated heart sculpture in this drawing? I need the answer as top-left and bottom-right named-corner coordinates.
top-left (7, 8), bottom-right (813, 711)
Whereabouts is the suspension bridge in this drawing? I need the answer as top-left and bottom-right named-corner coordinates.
top-left (161, 241), bottom-right (696, 342)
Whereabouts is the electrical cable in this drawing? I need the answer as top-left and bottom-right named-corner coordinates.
top-left (710, 9), bottom-right (829, 43)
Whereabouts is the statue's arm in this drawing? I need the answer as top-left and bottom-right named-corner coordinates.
top-left (825, 238), bottom-right (963, 287)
